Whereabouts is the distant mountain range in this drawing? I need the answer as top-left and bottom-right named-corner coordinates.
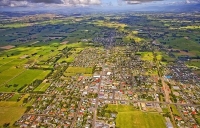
top-left (0, 3), bottom-right (200, 16)
top-left (147, 3), bottom-right (200, 12)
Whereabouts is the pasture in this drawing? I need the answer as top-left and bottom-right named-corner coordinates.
top-left (0, 69), bottom-right (51, 92)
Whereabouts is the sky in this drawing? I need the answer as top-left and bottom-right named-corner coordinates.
top-left (0, 0), bottom-right (200, 11)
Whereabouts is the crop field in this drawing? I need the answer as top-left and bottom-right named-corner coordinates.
top-left (0, 70), bottom-right (51, 92)
top-left (0, 68), bottom-right (25, 85)
top-left (106, 105), bottom-right (166, 128)
top-left (33, 82), bottom-right (50, 92)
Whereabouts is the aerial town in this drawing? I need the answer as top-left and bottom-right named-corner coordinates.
top-left (0, 2), bottom-right (200, 128)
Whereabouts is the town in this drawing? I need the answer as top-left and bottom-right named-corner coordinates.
top-left (0, 11), bottom-right (200, 128)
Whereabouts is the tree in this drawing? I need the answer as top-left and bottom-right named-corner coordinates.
top-left (3, 123), bottom-right (10, 127)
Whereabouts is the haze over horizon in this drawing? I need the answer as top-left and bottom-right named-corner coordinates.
top-left (0, 0), bottom-right (200, 12)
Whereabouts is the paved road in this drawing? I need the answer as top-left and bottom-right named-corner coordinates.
top-left (98, 98), bottom-right (200, 107)
top-left (92, 64), bottom-right (104, 128)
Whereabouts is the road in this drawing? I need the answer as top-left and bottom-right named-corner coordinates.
top-left (92, 63), bottom-right (104, 128)
top-left (70, 98), bottom-right (83, 128)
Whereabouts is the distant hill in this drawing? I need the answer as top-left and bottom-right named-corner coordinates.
top-left (147, 3), bottom-right (200, 12)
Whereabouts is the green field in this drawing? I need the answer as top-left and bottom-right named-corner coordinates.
top-left (0, 70), bottom-right (51, 92)
top-left (186, 61), bottom-right (200, 68)
top-left (8, 94), bottom-right (21, 101)
top-left (106, 105), bottom-right (166, 128)
top-left (170, 105), bottom-right (181, 116)
top-left (0, 106), bottom-right (26, 126)
top-left (33, 82), bottom-right (50, 92)
top-left (166, 38), bottom-right (200, 55)
top-left (0, 68), bottom-right (25, 85)
top-left (137, 52), bottom-right (162, 61)
top-left (65, 67), bottom-right (94, 74)
top-left (0, 94), bottom-right (29, 126)
top-left (58, 56), bottom-right (75, 63)
top-left (106, 104), bottom-right (135, 112)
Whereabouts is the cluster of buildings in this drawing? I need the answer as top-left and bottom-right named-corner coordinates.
top-left (12, 46), bottom-right (200, 127)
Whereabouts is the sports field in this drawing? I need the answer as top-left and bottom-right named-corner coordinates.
top-left (106, 104), bottom-right (166, 128)
top-left (66, 67), bottom-right (93, 74)
top-left (33, 82), bottom-right (50, 92)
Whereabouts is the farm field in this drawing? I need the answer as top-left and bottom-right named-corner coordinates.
top-left (0, 69), bottom-right (51, 92)
top-left (0, 68), bottom-right (25, 85)
top-left (0, 106), bottom-right (26, 126)
top-left (0, 11), bottom-right (200, 128)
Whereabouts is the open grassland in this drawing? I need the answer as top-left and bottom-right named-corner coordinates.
top-left (33, 82), bottom-right (50, 92)
top-left (65, 67), bottom-right (93, 74)
top-left (106, 104), bottom-right (166, 128)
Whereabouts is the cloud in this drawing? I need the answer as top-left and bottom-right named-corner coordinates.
top-left (123, 0), bottom-right (163, 4)
top-left (186, 0), bottom-right (200, 3)
top-left (0, 0), bottom-right (101, 7)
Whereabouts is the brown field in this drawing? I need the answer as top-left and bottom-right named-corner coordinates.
top-left (61, 41), bottom-right (69, 44)
top-left (0, 45), bottom-right (15, 50)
